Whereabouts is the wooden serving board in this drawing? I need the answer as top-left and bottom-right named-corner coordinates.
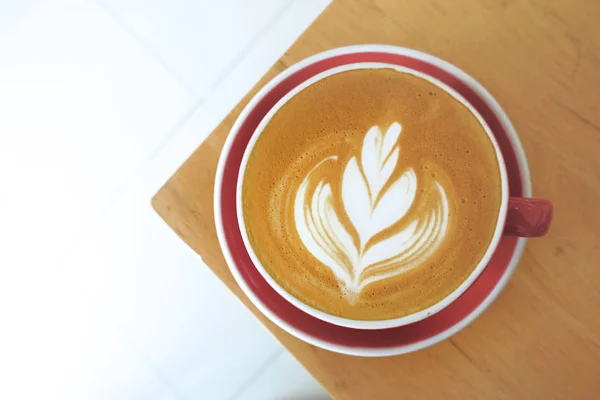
top-left (152, 0), bottom-right (600, 398)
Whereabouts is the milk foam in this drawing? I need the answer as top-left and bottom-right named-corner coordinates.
top-left (294, 122), bottom-right (449, 299)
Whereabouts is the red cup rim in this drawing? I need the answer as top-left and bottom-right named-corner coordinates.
top-left (214, 45), bottom-right (530, 356)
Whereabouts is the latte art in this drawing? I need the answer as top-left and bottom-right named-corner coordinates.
top-left (294, 123), bottom-right (450, 300)
top-left (241, 68), bottom-right (502, 320)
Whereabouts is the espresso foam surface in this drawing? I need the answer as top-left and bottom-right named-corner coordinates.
top-left (242, 68), bottom-right (502, 320)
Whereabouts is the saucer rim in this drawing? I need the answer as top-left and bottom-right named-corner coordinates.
top-left (214, 44), bottom-right (531, 357)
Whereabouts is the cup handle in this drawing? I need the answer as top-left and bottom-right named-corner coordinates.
top-left (504, 197), bottom-right (553, 237)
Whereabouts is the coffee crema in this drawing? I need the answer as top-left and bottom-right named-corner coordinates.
top-left (242, 68), bottom-right (502, 320)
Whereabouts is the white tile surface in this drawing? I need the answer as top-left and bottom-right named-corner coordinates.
top-left (0, 0), bottom-right (330, 399)
top-left (60, 105), bottom-right (281, 400)
top-left (235, 350), bottom-right (330, 400)
top-left (129, 103), bottom-right (220, 197)
top-left (99, 0), bottom-right (294, 97)
top-left (204, 0), bottom-right (331, 122)
top-left (0, 1), bottom-right (192, 270)
top-left (72, 335), bottom-right (182, 400)
top-left (0, 0), bottom-right (38, 36)
top-left (0, 263), bottom-right (180, 400)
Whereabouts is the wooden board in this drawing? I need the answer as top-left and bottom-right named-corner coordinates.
top-left (152, 0), bottom-right (600, 398)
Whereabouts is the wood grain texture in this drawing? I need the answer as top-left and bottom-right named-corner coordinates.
top-left (152, 0), bottom-right (600, 398)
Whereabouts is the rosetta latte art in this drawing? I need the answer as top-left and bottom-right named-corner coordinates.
top-left (294, 122), bottom-right (450, 301)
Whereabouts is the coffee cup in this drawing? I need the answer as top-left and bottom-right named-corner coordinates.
top-left (234, 61), bottom-right (552, 330)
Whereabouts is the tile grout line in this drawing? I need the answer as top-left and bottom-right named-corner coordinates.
top-left (97, 0), bottom-right (294, 102)
top-left (7, 3), bottom-right (200, 398)
top-left (53, 0), bottom-right (298, 394)
top-left (92, 0), bottom-right (296, 194)
top-left (73, 0), bottom-right (331, 257)
top-left (94, 0), bottom-right (196, 98)
top-left (55, 0), bottom-right (301, 282)
top-left (68, 0), bottom-right (302, 246)
top-left (68, 2), bottom-right (312, 398)
top-left (227, 348), bottom-right (284, 400)
top-left (127, 341), bottom-right (187, 400)
top-left (53, 97), bottom-right (206, 268)
top-left (201, 0), bottom-right (295, 96)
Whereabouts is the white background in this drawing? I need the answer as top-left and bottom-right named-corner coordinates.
top-left (0, 0), bottom-right (331, 399)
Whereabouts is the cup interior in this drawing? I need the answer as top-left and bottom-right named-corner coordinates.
top-left (236, 62), bottom-right (509, 330)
